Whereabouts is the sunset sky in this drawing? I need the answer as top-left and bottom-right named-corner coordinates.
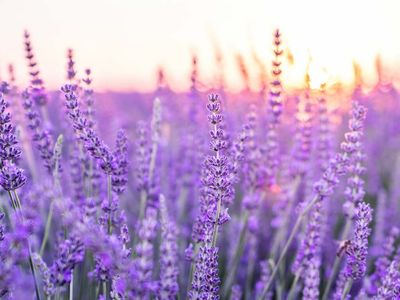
top-left (0, 0), bottom-right (399, 92)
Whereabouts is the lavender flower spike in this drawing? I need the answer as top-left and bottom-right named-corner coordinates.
top-left (157, 195), bottom-right (179, 300)
top-left (344, 202), bottom-right (373, 280)
top-left (375, 260), bottom-right (400, 299)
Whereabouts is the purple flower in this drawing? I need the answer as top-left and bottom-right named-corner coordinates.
top-left (255, 260), bottom-right (272, 300)
top-left (302, 256), bottom-right (321, 300)
top-left (376, 260), bottom-right (400, 299)
top-left (293, 200), bottom-right (322, 276)
top-left (157, 195), bottom-right (179, 300)
top-left (24, 30), bottom-right (48, 106)
top-left (189, 243), bottom-right (220, 299)
top-left (131, 206), bottom-right (158, 297)
top-left (368, 226), bottom-right (399, 295)
top-left (61, 84), bottom-right (116, 175)
top-left (135, 121), bottom-right (151, 192)
top-left (66, 49), bottom-right (77, 81)
top-left (344, 202), bottom-right (373, 280)
top-left (0, 93), bottom-right (22, 164)
top-left (21, 89), bottom-right (55, 173)
top-left (82, 69), bottom-right (96, 130)
top-left (0, 161), bottom-right (26, 191)
top-left (32, 253), bottom-right (55, 296)
top-left (264, 29), bottom-right (284, 186)
top-left (112, 129), bottom-right (129, 195)
top-left (230, 284), bottom-right (242, 300)
top-left (313, 102), bottom-right (367, 198)
top-left (50, 235), bottom-right (84, 286)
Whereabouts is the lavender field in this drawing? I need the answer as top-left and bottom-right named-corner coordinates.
top-left (1, 12), bottom-right (400, 300)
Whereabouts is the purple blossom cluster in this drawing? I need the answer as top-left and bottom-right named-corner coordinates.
top-left (1, 28), bottom-right (400, 300)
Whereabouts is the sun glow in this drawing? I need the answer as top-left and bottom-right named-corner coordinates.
top-left (0, 0), bottom-right (399, 92)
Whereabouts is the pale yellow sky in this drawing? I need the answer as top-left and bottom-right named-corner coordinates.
top-left (0, 0), bottom-right (399, 92)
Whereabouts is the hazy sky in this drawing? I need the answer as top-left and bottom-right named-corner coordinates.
top-left (0, 0), bottom-right (399, 92)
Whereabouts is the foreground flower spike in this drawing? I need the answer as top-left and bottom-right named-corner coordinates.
top-left (61, 84), bottom-right (116, 175)
top-left (204, 93), bottom-right (233, 243)
top-left (0, 90), bottom-right (26, 192)
top-left (189, 234), bottom-right (220, 299)
top-left (51, 236), bottom-right (84, 286)
top-left (344, 202), bottom-right (373, 280)
top-left (24, 30), bottom-right (47, 106)
top-left (189, 93), bottom-right (234, 299)
top-left (0, 91), bottom-right (22, 165)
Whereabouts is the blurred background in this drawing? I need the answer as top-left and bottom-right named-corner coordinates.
top-left (0, 0), bottom-right (399, 92)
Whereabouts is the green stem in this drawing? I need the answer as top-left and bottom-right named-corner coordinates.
top-left (10, 190), bottom-right (41, 300)
top-left (321, 219), bottom-right (352, 300)
top-left (28, 251), bottom-right (42, 300)
top-left (341, 279), bottom-right (353, 300)
top-left (258, 195), bottom-right (319, 300)
top-left (286, 271), bottom-right (300, 300)
top-left (138, 190), bottom-right (147, 221)
top-left (69, 273), bottom-right (74, 300)
top-left (269, 177), bottom-right (300, 261)
top-left (211, 194), bottom-right (222, 247)
top-left (222, 212), bottom-right (249, 298)
top-left (40, 202), bottom-right (54, 255)
top-left (103, 281), bottom-right (107, 300)
top-left (186, 243), bottom-right (200, 298)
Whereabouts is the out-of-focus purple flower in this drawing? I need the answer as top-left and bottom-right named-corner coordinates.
top-left (32, 253), bottom-right (55, 297)
top-left (157, 195), bottom-right (178, 300)
top-left (66, 49), bottom-right (77, 81)
top-left (313, 102), bottom-right (367, 198)
top-left (302, 256), bottom-right (320, 300)
top-left (255, 260), bottom-right (272, 300)
top-left (292, 97), bottom-right (314, 177)
top-left (82, 68), bottom-right (96, 130)
top-left (293, 200), bottom-right (322, 276)
top-left (24, 30), bottom-right (48, 106)
top-left (131, 206), bottom-right (158, 298)
top-left (112, 129), bottom-right (129, 195)
top-left (269, 29), bottom-right (283, 123)
top-left (0, 215), bottom-right (30, 298)
top-left (344, 202), bottom-right (373, 280)
top-left (229, 122), bottom-right (248, 184)
top-left (242, 106), bottom-right (264, 191)
top-left (21, 89), bottom-right (55, 173)
top-left (368, 226), bottom-right (399, 295)
top-left (50, 235), bottom-right (84, 286)
top-left (264, 29), bottom-right (284, 187)
top-left (333, 269), bottom-right (348, 300)
top-left (230, 284), bottom-right (242, 300)
top-left (135, 121), bottom-right (150, 192)
top-left (376, 260), bottom-right (400, 299)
